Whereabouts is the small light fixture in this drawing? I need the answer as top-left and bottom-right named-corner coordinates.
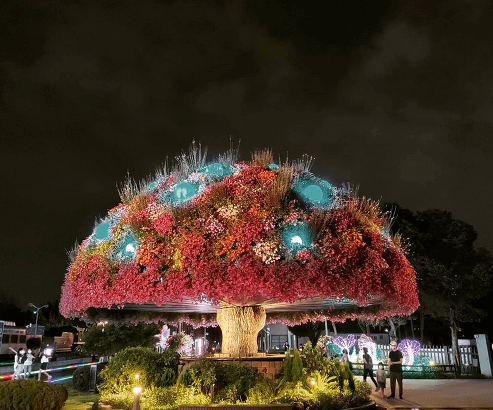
top-left (133, 387), bottom-right (142, 394)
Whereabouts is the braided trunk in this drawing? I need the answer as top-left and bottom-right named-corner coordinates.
top-left (216, 304), bottom-right (266, 356)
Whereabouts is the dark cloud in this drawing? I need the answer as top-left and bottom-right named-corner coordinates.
top-left (1, 0), bottom-right (492, 314)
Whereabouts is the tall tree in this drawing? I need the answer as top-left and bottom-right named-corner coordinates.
top-left (288, 322), bottom-right (326, 347)
top-left (82, 323), bottom-right (160, 356)
top-left (384, 204), bottom-right (493, 374)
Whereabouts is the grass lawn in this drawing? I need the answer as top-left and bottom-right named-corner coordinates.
top-left (62, 385), bottom-right (100, 410)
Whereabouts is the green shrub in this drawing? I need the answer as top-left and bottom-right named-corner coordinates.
top-left (0, 379), bottom-right (67, 410)
top-left (246, 378), bottom-right (276, 405)
top-left (303, 341), bottom-right (327, 375)
top-left (347, 380), bottom-right (372, 408)
top-left (99, 347), bottom-right (179, 398)
top-left (276, 381), bottom-right (312, 406)
top-left (100, 390), bottom-right (133, 410)
top-left (176, 364), bottom-right (200, 388)
top-left (283, 351), bottom-right (292, 382)
top-left (322, 358), bottom-right (355, 392)
top-left (291, 349), bottom-right (303, 383)
top-left (174, 385), bottom-right (211, 407)
top-left (215, 361), bottom-right (256, 400)
top-left (176, 359), bottom-right (255, 402)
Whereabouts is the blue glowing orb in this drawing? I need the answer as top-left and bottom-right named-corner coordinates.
top-left (281, 222), bottom-right (313, 250)
top-left (199, 162), bottom-right (234, 180)
top-left (94, 222), bottom-right (111, 241)
top-left (294, 178), bottom-right (332, 207)
top-left (268, 163), bottom-right (280, 170)
top-left (114, 231), bottom-right (139, 262)
top-left (171, 181), bottom-right (200, 203)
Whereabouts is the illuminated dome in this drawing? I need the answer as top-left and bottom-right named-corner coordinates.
top-left (60, 146), bottom-right (418, 355)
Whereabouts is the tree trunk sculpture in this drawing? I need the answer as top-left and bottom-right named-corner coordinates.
top-left (216, 304), bottom-right (266, 356)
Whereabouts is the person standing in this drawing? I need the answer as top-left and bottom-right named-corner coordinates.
top-left (13, 348), bottom-right (26, 379)
top-left (362, 347), bottom-right (378, 390)
top-left (23, 349), bottom-right (35, 379)
top-left (388, 340), bottom-right (403, 399)
top-left (376, 362), bottom-right (387, 398)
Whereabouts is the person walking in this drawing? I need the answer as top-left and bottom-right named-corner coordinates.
top-left (38, 350), bottom-right (52, 381)
top-left (23, 349), bottom-right (35, 379)
top-left (388, 340), bottom-right (403, 399)
top-left (376, 362), bottom-right (387, 398)
top-left (362, 347), bottom-right (378, 390)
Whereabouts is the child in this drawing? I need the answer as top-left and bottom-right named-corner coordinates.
top-left (376, 362), bottom-right (386, 398)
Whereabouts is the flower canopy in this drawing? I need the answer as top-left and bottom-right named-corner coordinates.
top-left (60, 146), bottom-right (419, 326)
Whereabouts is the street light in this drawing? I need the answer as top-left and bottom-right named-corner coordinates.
top-left (28, 303), bottom-right (48, 336)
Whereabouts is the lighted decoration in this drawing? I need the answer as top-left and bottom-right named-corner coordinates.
top-left (60, 146), bottom-right (419, 356)
top-left (112, 230), bottom-right (139, 261)
top-left (199, 162), bottom-right (234, 179)
top-left (293, 176), bottom-right (332, 207)
top-left (358, 334), bottom-right (377, 366)
top-left (170, 181), bottom-right (200, 203)
top-left (333, 335), bottom-right (357, 353)
top-left (156, 325), bottom-right (171, 352)
top-left (94, 222), bottom-right (111, 241)
top-left (165, 332), bottom-right (194, 356)
top-left (398, 339), bottom-right (422, 368)
top-left (281, 222), bottom-right (313, 251)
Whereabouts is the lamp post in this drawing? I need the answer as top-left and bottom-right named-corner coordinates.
top-left (28, 303), bottom-right (48, 336)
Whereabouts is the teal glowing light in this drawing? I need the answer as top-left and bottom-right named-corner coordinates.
top-left (281, 222), bottom-right (313, 250)
top-left (94, 222), bottom-right (111, 241)
top-left (199, 162), bottom-right (234, 180)
top-left (171, 181), bottom-right (200, 203)
top-left (114, 231), bottom-right (139, 261)
top-left (268, 163), bottom-right (279, 170)
top-left (294, 177), bottom-right (332, 207)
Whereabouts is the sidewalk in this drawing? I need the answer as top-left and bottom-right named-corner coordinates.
top-left (354, 376), bottom-right (493, 409)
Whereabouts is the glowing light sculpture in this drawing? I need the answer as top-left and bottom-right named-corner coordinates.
top-left (112, 230), bottom-right (139, 262)
top-left (398, 339), bottom-right (422, 368)
top-left (358, 334), bottom-right (377, 366)
top-left (281, 222), bottom-right (313, 251)
top-left (333, 335), bottom-right (357, 353)
top-left (199, 161), bottom-right (234, 180)
top-left (293, 176), bottom-right (333, 207)
top-left (60, 147), bottom-right (419, 357)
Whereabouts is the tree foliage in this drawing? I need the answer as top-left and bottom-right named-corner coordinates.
top-left (81, 322), bottom-right (160, 356)
top-left (384, 204), bottom-right (493, 372)
top-left (288, 322), bottom-right (326, 347)
top-left (386, 205), bottom-right (493, 322)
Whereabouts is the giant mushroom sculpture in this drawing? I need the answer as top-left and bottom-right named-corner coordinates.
top-left (61, 146), bottom-right (419, 356)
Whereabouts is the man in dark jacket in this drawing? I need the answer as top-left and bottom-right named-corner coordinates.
top-left (388, 340), bottom-right (403, 399)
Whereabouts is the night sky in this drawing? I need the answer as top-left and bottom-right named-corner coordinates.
top-left (1, 1), bottom-right (492, 323)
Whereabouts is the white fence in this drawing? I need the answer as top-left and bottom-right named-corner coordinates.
top-left (376, 344), bottom-right (478, 366)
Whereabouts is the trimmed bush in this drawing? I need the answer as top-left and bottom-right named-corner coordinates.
top-left (0, 379), bottom-right (67, 410)
top-left (99, 347), bottom-right (179, 398)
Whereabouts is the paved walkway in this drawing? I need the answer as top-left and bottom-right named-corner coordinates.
top-left (355, 376), bottom-right (493, 409)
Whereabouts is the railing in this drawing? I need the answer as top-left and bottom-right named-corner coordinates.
top-left (376, 344), bottom-right (479, 367)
